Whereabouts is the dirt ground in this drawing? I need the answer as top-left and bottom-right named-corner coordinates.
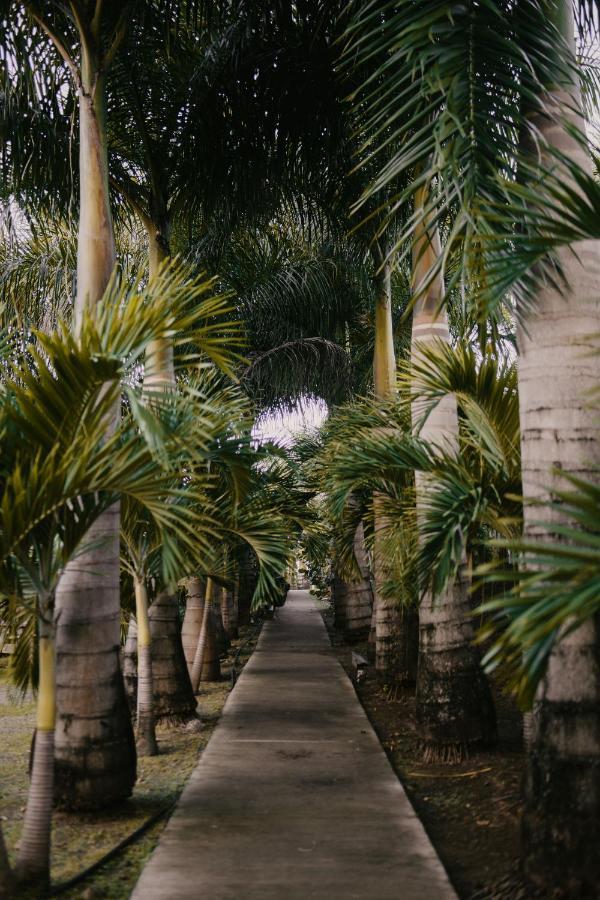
top-left (0, 624), bottom-right (261, 899)
top-left (317, 600), bottom-right (540, 900)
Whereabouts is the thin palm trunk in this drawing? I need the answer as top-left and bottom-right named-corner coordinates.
top-left (134, 578), bottom-right (158, 756)
top-left (123, 615), bottom-right (138, 713)
top-left (518, 3), bottom-right (600, 890)
top-left (220, 586), bottom-right (232, 642)
top-left (411, 184), bottom-right (495, 760)
top-left (190, 578), bottom-right (221, 690)
top-left (224, 587), bottom-right (238, 640)
top-left (54, 36), bottom-right (135, 809)
top-left (212, 598), bottom-right (228, 657)
top-left (143, 224), bottom-right (175, 391)
top-left (371, 247), bottom-right (413, 677)
top-left (181, 576), bottom-right (205, 675)
top-left (15, 596), bottom-right (55, 889)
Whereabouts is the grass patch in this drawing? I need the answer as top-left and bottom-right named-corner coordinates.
top-left (0, 625), bottom-right (261, 899)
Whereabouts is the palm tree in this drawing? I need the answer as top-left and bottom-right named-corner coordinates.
top-left (409, 191), bottom-right (497, 757)
top-left (5, 0), bottom-right (139, 809)
top-left (342, 0), bottom-right (600, 888)
top-left (321, 344), bottom-right (521, 756)
top-left (0, 274), bottom-right (229, 889)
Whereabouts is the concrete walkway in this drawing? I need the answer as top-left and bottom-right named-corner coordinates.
top-left (131, 591), bottom-right (456, 899)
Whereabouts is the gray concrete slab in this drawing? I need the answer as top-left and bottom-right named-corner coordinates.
top-left (131, 591), bottom-right (456, 899)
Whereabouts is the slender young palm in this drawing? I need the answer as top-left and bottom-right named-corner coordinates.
top-left (0, 283), bottom-right (227, 889)
top-left (322, 345), bottom-right (521, 756)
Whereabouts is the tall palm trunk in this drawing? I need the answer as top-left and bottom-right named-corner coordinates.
top-left (190, 579), bottom-right (221, 690)
top-left (134, 578), bottom-right (158, 756)
top-left (15, 596), bottom-right (56, 889)
top-left (143, 223), bottom-right (175, 391)
top-left (182, 577), bottom-right (205, 675)
top-left (148, 591), bottom-right (197, 725)
top-left (518, 3), bottom-right (600, 891)
top-left (411, 184), bottom-right (495, 760)
top-left (371, 247), bottom-right (415, 678)
top-left (54, 39), bottom-right (135, 810)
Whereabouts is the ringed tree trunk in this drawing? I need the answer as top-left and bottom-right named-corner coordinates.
top-left (122, 615), bottom-right (138, 713)
top-left (54, 40), bottom-right (135, 810)
top-left (143, 221), bottom-right (175, 392)
top-left (411, 184), bottom-right (495, 761)
top-left (224, 587), bottom-right (238, 640)
top-left (518, 3), bottom-right (600, 891)
top-left (344, 521), bottom-right (374, 643)
top-left (134, 578), bottom-right (158, 756)
top-left (181, 576), bottom-right (205, 675)
top-left (371, 246), bottom-right (415, 679)
top-left (148, 591), bottom-right (197, 726)
top-left (237, 548), bottom-right (258, 625)
top-left (190, 579), bottom-right (221, 691)
top-left (15, 596), bottom-right (56, 890)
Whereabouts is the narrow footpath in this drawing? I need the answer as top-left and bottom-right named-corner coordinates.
top-left (131, 591), bottom-right (456, 899)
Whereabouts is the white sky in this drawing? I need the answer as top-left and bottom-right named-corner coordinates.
top-left (253, 397), bottom-right (328, 446)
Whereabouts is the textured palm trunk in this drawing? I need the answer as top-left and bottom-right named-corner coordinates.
top-left (332, 573), bottom-right (349, 632)
top-left (213, 598), bottom-right (228, 657)
top-left (123, 615), bottom-right (138, 713)
top-left (134, 579), bottom-right (158, 756)
top-left (190, 579), bottom-right (221, 690)
top-left (54, 44), bottom-right (135, 809)
top-left (518, 4), bottom-right (600, 891)
top-left (148, 591), bottom-right (197, 725)
top-left (181, 577), bottom-right (206, 675)
top-left (223, 587), bottom-right (238, 640)
top-left (345, 522), bottom-right (375, 643)
top-left (371, 250), bottom-right (412, 677)
top-left (411, 184), bottom-right (495, 760)
top-left (143, 224), bottom-right (174, 392)
top-left (237, 550), bottom-right (258, 625)
top-left (333, 524), bottom-right (373, 643)
top-left (220, 585), bottom-right (235, 645)
top-left (15, 602), bottom-right (55, 889)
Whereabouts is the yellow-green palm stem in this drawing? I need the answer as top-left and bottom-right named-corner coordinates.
top-left (190, 578), bottom-right (213, 693)
top-left (373, 259), bottom-right (395, 400)
top-left (134, 577), bottom-right (158, 757)
top-left (16, 611), bottom-right (56, 888)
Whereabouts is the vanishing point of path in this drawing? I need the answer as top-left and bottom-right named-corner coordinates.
top-left (131, 590), bottom-right (457, 899)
